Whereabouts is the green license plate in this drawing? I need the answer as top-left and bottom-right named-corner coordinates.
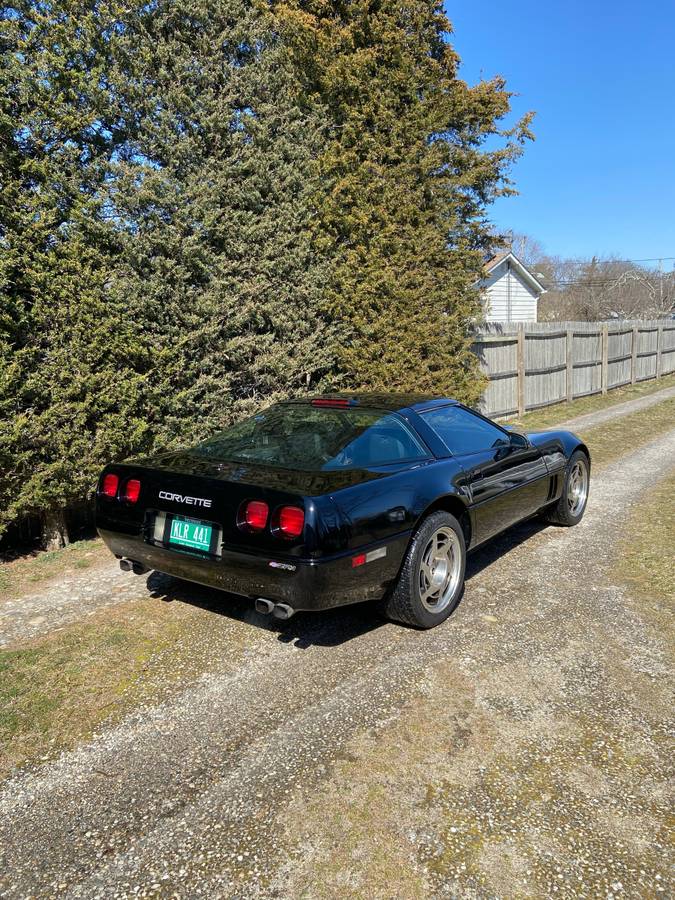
top-left (168, 516), bottom-right (213, 552)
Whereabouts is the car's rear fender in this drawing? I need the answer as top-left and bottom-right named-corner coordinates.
top-left (330, 457), bottom-right (469, 553)
top-left (412, 494), bottom-right (472, 548)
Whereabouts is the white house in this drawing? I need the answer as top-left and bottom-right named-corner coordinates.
top-left (479, 251), bottom-right (546, 322)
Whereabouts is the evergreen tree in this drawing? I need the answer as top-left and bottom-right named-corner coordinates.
top-left (115, 0), bottom-right (334, 448)
top-left (276, 0), bottom-right (533, 400)
top-left (0, 2), bottom-right (152, 546)
top-left (0, 0), bottom-right (334, 544)
top-left (0, 0), bottom-right (533, 548)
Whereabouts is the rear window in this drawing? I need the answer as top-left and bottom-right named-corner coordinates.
top-left (193, 404), bottom-right (428, 471)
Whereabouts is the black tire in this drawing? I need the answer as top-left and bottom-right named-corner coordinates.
top-left (540, 449), bottom-right (590, 526)
top-left (378, 511), bottom-right (466, 629)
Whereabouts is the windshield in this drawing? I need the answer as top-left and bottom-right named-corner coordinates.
top-left (192, 404), bottom-right (428, 471)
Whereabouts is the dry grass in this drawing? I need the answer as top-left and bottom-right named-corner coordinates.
top-left (0, 598), bottom-right (181, 778)
top-left (275, 663), bottom-right (477, 899)
top-left (0, 593), bottom-right (255, 779)
top-left (276, 650), bottom-right (671, 898)
top-left (505, 371), bottom-right (675, 432)
top-left (0, 538), bottom-right (109, 602)
top-left (615, 472), bottom-right (675, 632)
top-left (575, 395), bottom-right (675, 470)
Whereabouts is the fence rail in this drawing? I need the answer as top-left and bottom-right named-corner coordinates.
top-left (471, 320), bottom-right (675, 419)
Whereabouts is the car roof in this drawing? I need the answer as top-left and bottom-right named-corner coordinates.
top-left (285, 394), bottom-right (460, 413)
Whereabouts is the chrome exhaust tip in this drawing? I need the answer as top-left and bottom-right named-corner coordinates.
top-left (255, 598), bottom-right (275, 615)
top-left (272, 602), bottom-right (295, 620)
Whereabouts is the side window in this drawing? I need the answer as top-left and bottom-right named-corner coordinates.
top-left (324, 414), bottom-right (428, 469)
top-left (421, 406), bottom-right (508, 455)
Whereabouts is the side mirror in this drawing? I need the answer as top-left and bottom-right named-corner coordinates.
top-left (509, 431), bottom-right (529, 449)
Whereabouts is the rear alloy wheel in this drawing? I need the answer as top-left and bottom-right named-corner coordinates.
top-left (541, 449), bottom-right (590, 526)
top-left (379, 511), bottom-right (466, 628)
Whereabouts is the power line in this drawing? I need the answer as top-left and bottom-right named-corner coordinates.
top-left (547, 279), bottom-right (673, 287)
top-left (539, 267), bottom-right (675, 287)
top-left (534, 255), bottom-right (675, 265)
top-left (619, 256), bottom-right (675, 263)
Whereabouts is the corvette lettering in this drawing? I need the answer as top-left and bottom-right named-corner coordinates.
top-left (158, 490), bottom-right (212, 509)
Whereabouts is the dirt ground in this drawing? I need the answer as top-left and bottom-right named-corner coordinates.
top-left (0, 394), bottom-right (673, 899)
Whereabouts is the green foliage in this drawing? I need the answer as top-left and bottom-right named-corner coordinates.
top-left (0, 0), bottom-right (531, 545)
top-left (277, 0), bottom-right (532, 400)
top-left (114, 0), bottom-right (335, 446)
top-left (0, 2), bottom-right (152, 539)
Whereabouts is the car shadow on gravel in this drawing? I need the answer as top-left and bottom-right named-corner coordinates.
top-left (465, 517), bottom-right (549, 580)
top-left (145, 517), bottom-right (551, 648)
top-left (146, 571), bottom-right (386, 648)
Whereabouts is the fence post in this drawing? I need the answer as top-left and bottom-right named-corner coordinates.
top-left (656, 323), bottom-right (662, 379)
top-left (566, 328), bottom-right (574, 402)
top-left (601, 324), bottom-right (609, 394)
top-left (517, 323), bottom-right (525, 418)
top-left (630, 325), bottom-right (638, 383)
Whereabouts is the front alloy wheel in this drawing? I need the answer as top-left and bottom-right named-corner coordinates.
top-left (541, 449), bottom-right (590, 526)
top-left (566, 458), bottom-right (588, 517)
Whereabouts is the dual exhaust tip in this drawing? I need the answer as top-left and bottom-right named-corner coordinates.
top-left (119, 559), bottom-right (294, 620)
top-left (255, 598), bottom-right (295, 620)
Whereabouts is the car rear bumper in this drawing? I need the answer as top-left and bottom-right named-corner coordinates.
top-left (98, 527), bottom-right (410, 612)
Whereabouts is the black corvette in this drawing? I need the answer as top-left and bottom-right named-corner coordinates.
top-left (96, 395), bottom-right (590, 629)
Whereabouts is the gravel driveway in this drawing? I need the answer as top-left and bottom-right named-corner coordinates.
top-left (0, 420), bottom-right (673, 897)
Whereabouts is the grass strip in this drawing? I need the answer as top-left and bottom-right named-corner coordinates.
top-left (0, 598), bottom-right (184, 779)
top-left (614, 471), bottom-right (675, 633)
top-left (505, 371), bottom-right (675, 432)
top-left (575, 396), bottom-right (674, 470)
top-left (0, 539), bottom-right (108, 602)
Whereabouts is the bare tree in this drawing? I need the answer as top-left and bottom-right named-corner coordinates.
top-left (492, 231), bottom-right (675, 321)
top-left (506, 232), bottom-right (548, 269)
top-left (540, 258), bottom-right (675, 320)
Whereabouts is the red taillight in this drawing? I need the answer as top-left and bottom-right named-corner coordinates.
top-left (240, 500), bottom-right (269, 532)
top-left (276, 505), bottom-right (305, 539)
top-left (102, 473), bottom-right (119, 498)
top-left (352, 553), bottom-right (366, 568)
top-left (123, 478), bottom-right (141, 504)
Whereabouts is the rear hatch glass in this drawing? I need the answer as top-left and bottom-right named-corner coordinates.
top-left (192, 404), bottom-right (428, 471)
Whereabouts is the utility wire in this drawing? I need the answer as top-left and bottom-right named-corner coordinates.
top-left (547, 279), bottom-right (674, 287)
top-left (617, 256), bottom-right (675, 263)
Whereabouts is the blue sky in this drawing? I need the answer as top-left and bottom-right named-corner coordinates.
top-left (447, 1), bottom-right (675, 267)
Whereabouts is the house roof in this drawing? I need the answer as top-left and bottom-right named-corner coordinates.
top-left (484, 251), bottom-right (547, 295)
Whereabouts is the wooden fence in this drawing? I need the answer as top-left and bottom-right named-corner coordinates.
top-left (471, 320), bottom-right (675, 419)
